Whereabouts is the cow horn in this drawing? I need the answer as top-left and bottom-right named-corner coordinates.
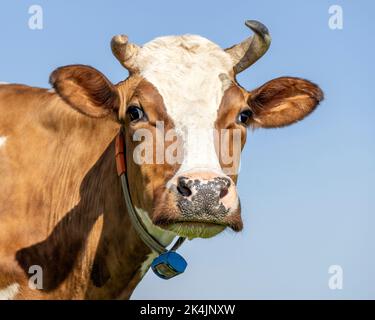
top-left (225, 20), bottom-right (271, 74)
top-left (111, 35), bottom-right (140, 73)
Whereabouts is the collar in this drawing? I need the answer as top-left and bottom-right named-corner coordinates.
top-left (115, 128), bottom-right (186, 255)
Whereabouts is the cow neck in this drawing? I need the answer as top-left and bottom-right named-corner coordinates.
top-left (115, 128), bottom-right (186, 255)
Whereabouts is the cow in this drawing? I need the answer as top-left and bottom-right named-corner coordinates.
top-left (0, 20), bottom-right (323, 299)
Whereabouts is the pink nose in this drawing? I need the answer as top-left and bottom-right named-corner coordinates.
top-left (171, 171), bottom-right (239, 216)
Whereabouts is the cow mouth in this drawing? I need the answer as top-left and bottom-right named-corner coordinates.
top-left (165, 221), bottom-right (226, 239)
top-left (154, 219), bottom-right (241, 239)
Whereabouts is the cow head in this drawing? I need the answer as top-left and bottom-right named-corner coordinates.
top-left (50, 21), bottom-right (323, 242)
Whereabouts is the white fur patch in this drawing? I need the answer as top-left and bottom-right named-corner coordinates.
top-left (0, 82), bottom-right (9, 85)
top-left (0, 136), bottom-right (6, 148)
top-left (135, 207), bottom-right (176, 247)
top-left (0, 283), bottom-right (20, 300)
top-left (136, 35), bottom-right (233, 180)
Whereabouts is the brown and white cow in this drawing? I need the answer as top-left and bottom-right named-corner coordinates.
top-left (0, 21), bottom-right (323, 299)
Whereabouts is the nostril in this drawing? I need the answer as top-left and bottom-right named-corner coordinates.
top-left (177, 185), bottom-right (192, 197)
top-left (219, 187), bottom-right (229, 199)
top-left (177, 177), bottom-right (192, 197)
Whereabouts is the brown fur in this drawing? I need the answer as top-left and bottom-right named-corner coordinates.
top-left (0, 81), bottom-right (149, 299)
top-left (50, 65), bottom-right (121, 118)
top-left (0, 64), bottom-right (323, 299)
top-left (247, 77), bottom-right (324, 128)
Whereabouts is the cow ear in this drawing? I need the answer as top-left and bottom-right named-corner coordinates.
top-left (247, 77), bottom-right (323, 128)
top-left (50, 64), bottom-right (121, 118)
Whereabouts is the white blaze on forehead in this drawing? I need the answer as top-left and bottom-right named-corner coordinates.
top-left (0, 283), bottom-right (19, 300)
top-left (136, 35), bottom-right (233, 177)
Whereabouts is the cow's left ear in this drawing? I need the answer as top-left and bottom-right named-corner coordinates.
top-left (50, 64), bottom-right (121, 118)
top-left (247, 77), bottom-right (324, 128)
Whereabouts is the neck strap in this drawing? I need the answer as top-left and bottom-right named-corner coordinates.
top-left (115, 129), bottom-right (185, 254)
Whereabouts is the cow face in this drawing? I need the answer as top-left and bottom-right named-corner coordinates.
top-left (50, 22), bottom-right (323, 241)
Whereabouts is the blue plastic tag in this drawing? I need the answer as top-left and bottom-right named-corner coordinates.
top-left (151, 251), bottom-right (187, 280)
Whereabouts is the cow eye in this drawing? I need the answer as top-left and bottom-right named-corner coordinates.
top-left (237, 109), bottom-right (252, 125)
top-left (127, 105), bottom-right (145, 122)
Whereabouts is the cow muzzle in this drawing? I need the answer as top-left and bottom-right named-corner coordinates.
top-left (154, 171), bottom-right (243, 239)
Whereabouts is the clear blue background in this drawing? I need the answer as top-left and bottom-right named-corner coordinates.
top-left (1, 0), bottom-right (373, 299)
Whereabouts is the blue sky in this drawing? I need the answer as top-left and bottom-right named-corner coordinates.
top-left (1, 0), bottom-right (374, 299)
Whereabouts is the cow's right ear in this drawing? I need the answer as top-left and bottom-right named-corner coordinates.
top-left (50, 65), bottom-right (121, 118)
